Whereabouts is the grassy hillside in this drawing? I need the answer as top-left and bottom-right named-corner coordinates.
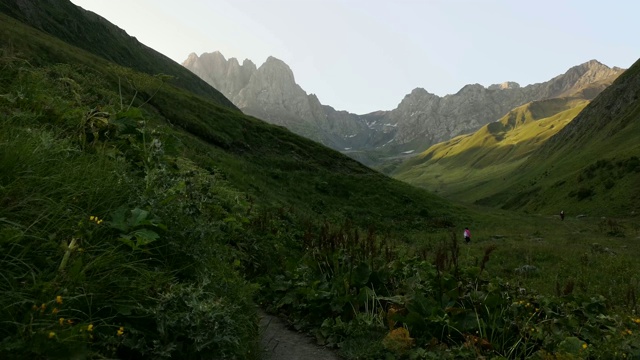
top-left (393, 97), bottom-right (588, 202)
top-left (0, 0), bottom-right (236, 108)
top-left (477, 58), bottom-right (640, 217)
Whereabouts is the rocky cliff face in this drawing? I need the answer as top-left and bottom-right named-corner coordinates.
top-left (183, 53), bottom-right (624, 163)
top-left (183, 52), bottom-right (370, 149)
top-left (183, 52), bottom-right (256, 102)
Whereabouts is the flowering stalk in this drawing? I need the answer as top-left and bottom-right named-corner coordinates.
top-left (58, 237), bottom-right (78, 272)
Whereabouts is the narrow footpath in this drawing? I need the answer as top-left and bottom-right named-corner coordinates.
top-left (259, 310), bottom-right (340, 360)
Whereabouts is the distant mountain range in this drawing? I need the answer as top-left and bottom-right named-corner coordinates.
top-left (392, 57), bottom-right (640, 215)
top-left (183, 52), bottom-right (623, 165)
top-left (476, 58), bottom-right (640, 215)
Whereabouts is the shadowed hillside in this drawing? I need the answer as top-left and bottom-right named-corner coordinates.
top-left (0, 0), bottom-right (236, 108)
top-left (0, 2), bottom-right (463, 358)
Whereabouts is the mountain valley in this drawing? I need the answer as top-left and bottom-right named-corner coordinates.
top-left (1, 1), bottom-right (640, 359)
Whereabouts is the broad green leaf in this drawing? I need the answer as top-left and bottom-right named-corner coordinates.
top-left (118, 236), bottom-right (136, 250)
top-left (352, 262), bottom-right (371, 287)
top-left (110, 207), bottom-right (129, 232)
top-left (128, 208), bottom-right (149, 227)
top-left (131, 228), bottom-right (159, 246)
top-left (558, 336), bottom-right (586, 355)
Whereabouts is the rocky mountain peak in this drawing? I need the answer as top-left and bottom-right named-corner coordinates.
top-left (185, 52), bottom-right (198, 62)
top-left (562, 59), bottom-right (613, 79)
top-left (547, 59), bottom-right (622, 98)
top-left (583, 59), bottom-right (606, 68)
top-left (252, 56), bottom-right (296, 90)
top-left (182, 52), bottom-right (257, 102)
top-left (488, 81), bottom-right (521, 90)
top-left (242, 58), bottom-right (257, 70)
top-left (200, 51), bottom-right (226, 64)
top-left (407, 87), bottom-right (429, 97)
top-left (261, 56), bottom-right (293, 73)
top-left (457, 83), bottom-right (485, 94)
top-left (405, 87), bottom-right (438, 99)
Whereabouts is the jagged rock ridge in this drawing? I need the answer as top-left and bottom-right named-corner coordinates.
top-left (183, 52), bottom-right (370, 150)
top-left (183, 53), bottom-right (624, 164)
top-left (386, 60), bottom-right (623, 153)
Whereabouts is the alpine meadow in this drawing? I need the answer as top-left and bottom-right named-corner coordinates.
top-left (1, 1), bottom-right (640, 359)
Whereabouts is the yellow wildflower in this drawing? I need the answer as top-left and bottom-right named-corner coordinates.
top-left (67, 319), bottom-right (74, 325)
top-left (40, 303), bottom-right (46, 311)
top-left (52, 308), bottom-right (59, 315)
top-left (59, 318), bottom-right (65, 326)
top-left (382, 327), bottom-right (414, 353)
top-left (117, 326), bottom-right (124, 336)
top-left (87, 324), bottom-right (94, 332)
top-left (627, 329), bottom-right (633, 335)
top-left (89, 216), bottom-right (103, 224)
top-left (56, 295), bottom-right (63, 304)
top-left (583, 343), bottom-right (588, 349)
top-left (48, 332), bottom-right (56, 339)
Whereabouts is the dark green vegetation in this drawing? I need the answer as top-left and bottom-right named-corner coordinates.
top-left (0, 0), bottom-right (235, 107)
top-left (2, 1), bottom-right (640, 359)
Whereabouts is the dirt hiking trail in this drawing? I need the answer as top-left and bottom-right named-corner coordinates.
top-left (259, 310), bottom-right (340, 360)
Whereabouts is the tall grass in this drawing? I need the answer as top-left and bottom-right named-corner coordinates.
top-left (0, 62), bottom-right (259, 359)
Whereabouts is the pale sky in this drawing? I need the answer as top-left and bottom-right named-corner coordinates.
top-left (70, 0), bottom-right (638, 114)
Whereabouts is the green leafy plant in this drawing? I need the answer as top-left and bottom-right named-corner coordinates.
top-left (109, 207), bottom-right (164, 251)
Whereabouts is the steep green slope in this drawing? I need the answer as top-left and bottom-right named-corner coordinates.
top-left (0, 0), bottom-right (236, 108)
top-left (0, 11), bottom-right (456, 229)
top-left (477, 58), bottom-right (640, 216)
top-left (394, 97), bottom-right (589, 202)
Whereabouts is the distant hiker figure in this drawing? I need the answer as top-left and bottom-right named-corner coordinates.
top-left (464, 227), bottom-right (471, 244)
top-left (560, 210), bottom-right (565, 221)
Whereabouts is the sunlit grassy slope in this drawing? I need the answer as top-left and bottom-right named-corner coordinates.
top-left (478, 58), bottom-right (640, 216)
top-left (394, 97), bottom-right (589, 202)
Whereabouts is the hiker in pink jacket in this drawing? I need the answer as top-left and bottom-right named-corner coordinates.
top-left (464, 227), bottom-right (471, 244)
